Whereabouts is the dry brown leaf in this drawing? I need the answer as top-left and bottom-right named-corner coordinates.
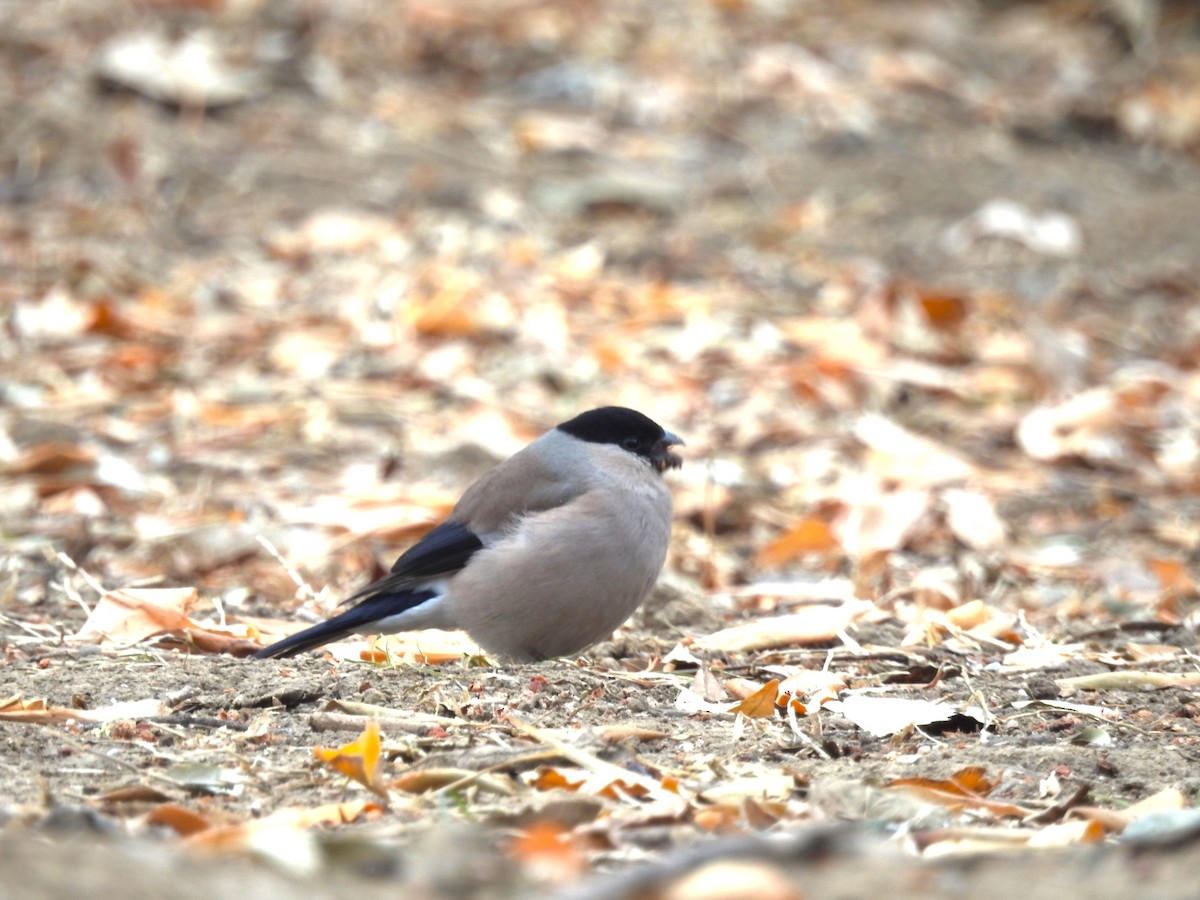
top-left (530, 767), bottom-right (585, 793)
top-left (186, 801), bottom-right (384, 852)
top-left (1057, 671), bottom-right (1200, 693)
top-left (3, 442), bottom-right (96, 477)
top-left (1026, 819), bottom-right (1107, 847)
top-left (0, 695), bottom-right (169, 724)
top-left (596, 725), bottom-right (669, 744)
top-left (75, 587), bottom-right (196, 642)
top-left (661, 859), bottom-right (803, 900)
top-left (100, 783), bottom-right (172, 803)
top-left (756, 518), bottom-right (839, 567)
top-left (890, 766), bottom-right (994, 796)
top-left (700, 774), bottom-right (795, 803)
top-left (75, 585), bottom-right (262, 655)
top-left (1017, 388), bottom-right (1122, 463)
top-left (0, 696), bottom-right (48, 722)
top-left (942, 489), bottom-right (1007, 551)
top-left (1070, 806), bottom-right (1135, 833)
top-left (1123, 643), bottom-right (1180, 663)
top-left (281, 488), bottom-right (456, 538)
top-left (142, 804), bottom-right (212, 837)
top-left (887, 767), bottom-right (1030, 818)
top-left (776, 668), bottom-right (846, 708)
top-left (393, 767), bottom-right (514, 796)
top-left (730, 679), bottom-right (781, 719)
top-left (692, 804), bottom-right (743, 833)
top-left (853, 415), bottom-right (976, 485)
top-left (507, 714), bottom-right (682, 806)
top-left (508, 821), bottom-right (587, 884)
top-left (404, 270), bottom-right (488, 337)
top-left (1125, 786), bottom-right (1187, 818)
top-left (825, 694), bottom-right (960, 737)
top-left (834, 488), bottom-right (930, 558)
top-left (696, 600), bottom-right (872, 652)
top-left (1146, 557), bottom-right (1195, 596)
top-left (365, 629), bottom-right (484, 664)
top-left (689, 666), bottom-right (729, 704)
top-left (530, 765), bottom-right (650, 802)
top-left (915, 290), bottom-right (969, 332)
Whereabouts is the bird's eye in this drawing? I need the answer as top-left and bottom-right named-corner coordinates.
top-left (621, 436), bottom-right (641, 451)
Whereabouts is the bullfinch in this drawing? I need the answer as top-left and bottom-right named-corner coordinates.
top-left (253, 407), bottom-right (683, 661)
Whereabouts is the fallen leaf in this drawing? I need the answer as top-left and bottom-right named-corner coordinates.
top-left (887, 767), bottom-right (1031, 818)
top-left (731, 679), bottom-right (781, 719)
top-left (313, 719), bottom-right (387, 796)
top-left (142, 804), bottom-right (212, 837)
top-left (942, 489), bottom-right (1007, 551)
top-left (508, 821), bottom-right (586, 884)
top-left (756, 518), bottom-right (839, 567)
top-left (0, 695), bottom-right (169, 724)
top-left (696, 600), bottom-right (872, 652)
top-left (661, 859), bottom-right (803, 900)
top-left (826, 694), bottom-right (960, 737)
top-left (1057, 671), bottom-right (1200, 693)
top-left (853, 415), bottom-right (976, 485)
top-left (596, 725), bottom-right (669, 743)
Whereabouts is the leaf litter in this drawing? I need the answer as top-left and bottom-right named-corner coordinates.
top-left (3, 0), bottom-right (1200, 897)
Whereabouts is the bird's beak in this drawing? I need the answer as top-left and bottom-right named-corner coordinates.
top-left (653, 430), bottom-right (684, 473)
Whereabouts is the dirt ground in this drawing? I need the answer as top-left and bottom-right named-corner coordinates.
top-left (4, 0), bottom-right (1200, 897)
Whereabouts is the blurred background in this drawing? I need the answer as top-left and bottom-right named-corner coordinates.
top-left (2, 0), bottom-right (1199, 637)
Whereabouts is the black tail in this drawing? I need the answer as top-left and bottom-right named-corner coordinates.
top-left (252, 589), bottom-right (437, 659)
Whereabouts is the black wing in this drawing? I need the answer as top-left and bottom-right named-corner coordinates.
top-left (253, 521), bottom-right (484, 659)
top-left (346, 521), bottom-right (484, 602)
top-left (391, 521), bottom-right (484, 579)
top-left (253, 588), bottom-right (439, 659)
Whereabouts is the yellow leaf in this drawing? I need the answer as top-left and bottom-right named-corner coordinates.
top-left (313, 720), bottom-right (385, 795)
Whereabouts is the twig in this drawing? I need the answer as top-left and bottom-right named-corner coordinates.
top-left (256, 534), bottom-right (319, 601)
top-left (504, 713), bottom-right (682, 803)
top-left (54, 552), bottom-right (107, 621)
top-left (432, 749), bottom-right (565, 797)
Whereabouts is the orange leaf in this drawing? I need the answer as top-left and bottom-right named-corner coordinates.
top-left (1147, 558), bottom-right (1194, 595)
top-left (531, 767), bottom-right (584, 793)
top-left (0, 696), bottom-right (50, 723)
top-left (143, 804), bottom-right (212, 837)
top-left (885, 766), bottom-right (1031, 818)
top-left (777, 692), bottom-right (808, 716)
top-left (916, 290), bottom-right (968, 331)
top-left (313, 720), bottom-right (386, 796)
top-left (289, 800), bottom-right (385, 828)
top-left (756, 518), bottom-right (838, 566)
top-left (731, 679), bottom-right (780, 719)
top-left (693, 804), bottom-right (742, 832)
top-left (509, 822), bottom-right (586, 883)
top-left (888, 766), bottom-right (994, 797)
top-left (186, 802), bottom-right (383, 852)
top-left (392, 768), bottom-right (481, 793)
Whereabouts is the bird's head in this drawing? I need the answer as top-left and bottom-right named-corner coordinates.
top-left (556, 407), bottom-right (684, 474)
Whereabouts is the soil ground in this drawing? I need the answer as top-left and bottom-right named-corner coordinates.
top-left (3, 1), bottom-right (1200, 897)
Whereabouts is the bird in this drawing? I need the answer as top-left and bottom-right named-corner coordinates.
top-left (253, 406), bottom-right (683, 662)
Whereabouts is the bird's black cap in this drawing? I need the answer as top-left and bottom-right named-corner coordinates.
top-left (556, 407), bottom-right (683, 471)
